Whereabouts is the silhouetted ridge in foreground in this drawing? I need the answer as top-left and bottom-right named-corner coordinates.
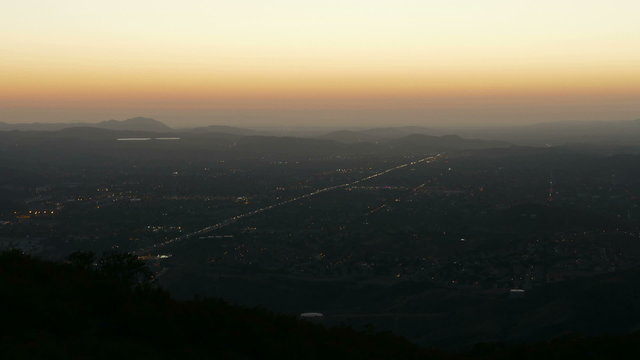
top-left (0, 251), bottom-right (445, 359)
top-left (2, 250), bottom-right (640, 359)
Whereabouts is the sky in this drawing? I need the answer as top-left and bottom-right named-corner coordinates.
top-left (1, 0), bottom-right (639, 126)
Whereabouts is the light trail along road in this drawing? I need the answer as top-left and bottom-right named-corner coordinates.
top-left (137, 153), bottom-right (442, 254)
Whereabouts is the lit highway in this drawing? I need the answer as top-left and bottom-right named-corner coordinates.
top-left (137, 154), bottom-right (442, 254)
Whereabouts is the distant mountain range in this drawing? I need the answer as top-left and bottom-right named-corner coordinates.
top-left (0, 117), bottom-right (509, 153)
top-left (4, 116), bottom-right (640, 147)
top-left (319, 126), bottom-right (436, 143)
top-left (0, 117), bottom-right (269, 137)
top-left (317, 119), bottom-right (640, 147)
top-left (439, 119), bottom-right (640, 146)
top-left (185, 125), bottom-right (263, 136)
top-left (384, 134), bottom-right (509, 152)
top-left (0, 117), bottom-right (171, 132)
top-left (0, 128), bottom-right (510, 160)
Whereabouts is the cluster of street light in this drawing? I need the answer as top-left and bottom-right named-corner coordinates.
top-left (137, 154), bottom-right (441, 255)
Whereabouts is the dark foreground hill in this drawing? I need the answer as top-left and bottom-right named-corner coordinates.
top-left (0, 251), bottom-right (450, 360)
top-left (2, 251), bottom-right (640, 359)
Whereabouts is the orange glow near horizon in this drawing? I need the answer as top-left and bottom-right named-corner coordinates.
top-left (1, 1), bottom-right (639, 125)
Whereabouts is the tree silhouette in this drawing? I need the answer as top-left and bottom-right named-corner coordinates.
top-left (66, 250), bottom-right (96, 270)
top-left (97, 252), bottom-right (154, 286)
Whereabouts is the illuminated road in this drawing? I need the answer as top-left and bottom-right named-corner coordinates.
top-left (137, 154), bottom-right (442, 254)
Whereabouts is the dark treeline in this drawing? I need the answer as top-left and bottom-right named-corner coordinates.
top-left (1, 250), bottom-right (639, 359)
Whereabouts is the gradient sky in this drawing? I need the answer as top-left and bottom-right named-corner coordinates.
top-left (1, 0), bottom-right (639, 126)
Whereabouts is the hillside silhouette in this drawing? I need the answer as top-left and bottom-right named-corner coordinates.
top-left (0, 250), bottom-right (449, 360)
top-left (2, 250), bottom-right (640, 359)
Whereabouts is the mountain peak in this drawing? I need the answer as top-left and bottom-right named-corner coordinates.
top-left (96, 117), bottom-right (172, 132)
top-left (124, 116), bottom-right (161, 124)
